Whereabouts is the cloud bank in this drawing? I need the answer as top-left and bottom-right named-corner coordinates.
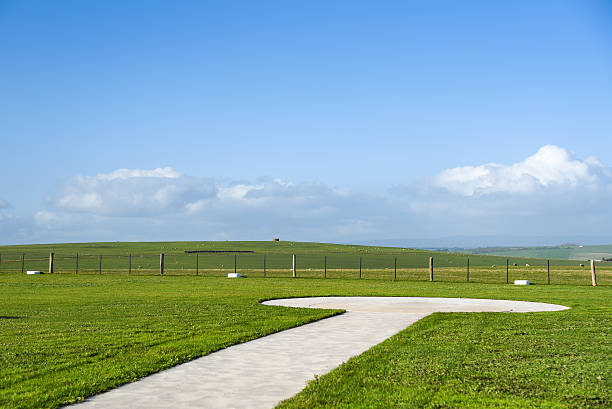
top-left (50, 167), bottom-right (216, 217)
top-left (1, 145), bottom-right (611, 245)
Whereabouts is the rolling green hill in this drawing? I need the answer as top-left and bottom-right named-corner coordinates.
top-left (459, 244), bottom-right (612, 261)
top-left (1, 241), bottom-right (608, 286)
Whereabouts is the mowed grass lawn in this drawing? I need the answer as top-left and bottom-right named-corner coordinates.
top-left (0, 274), bottom-right (610, 409)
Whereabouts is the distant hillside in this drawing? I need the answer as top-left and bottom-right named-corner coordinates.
top-left (456, 244), bottom-right (612, 261)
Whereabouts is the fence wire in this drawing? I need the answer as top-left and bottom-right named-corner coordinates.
top-left (0, 251), bottom-right (609, 285)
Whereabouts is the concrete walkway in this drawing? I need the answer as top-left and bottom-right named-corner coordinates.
top-left (70, 297), bottom-right (568, 409)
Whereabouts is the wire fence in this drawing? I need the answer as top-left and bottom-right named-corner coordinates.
top-left (0, 251), bottom-right (609, 286)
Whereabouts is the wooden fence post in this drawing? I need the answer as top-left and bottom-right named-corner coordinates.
top-left (292, 254), bottom-right (296, 278)
top-left (160, 253), bottom-right (165, 275)
top-left (359, 256), bottom-right (362, 279)
top-left (506, 259), bottom-right (510, 284)
top-left (591, 260), bottom-right (597, 286)
top-left (394, 257), bottom-right (397, 281)
top-left (467, 258), bottom-right (470, 282)
top-left (506, 259), bottom-right (509, 284)
top-left (429, 257), bottom-right (434, 281)
top-left (48, 252), bottom-right (54, 274)
top-left (21, 253), bottom-right (25, 273)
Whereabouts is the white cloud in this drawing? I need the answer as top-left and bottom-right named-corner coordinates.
top-left (434, 145), bottom-right (601, 196)
top-left (26, 168), bottom-right (397, 244)
top-left (3, 147), bottom-right (611, 246)
top-left (94, 167), bottom-right (182, 181)
top-left (50, 167), bottom-right (217, 216)
top-left (0, 199), bottom-right (10, 209)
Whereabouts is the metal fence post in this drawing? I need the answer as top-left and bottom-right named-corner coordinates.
top-left (128, 254), bottom-right (131, 274)
top-left (21, 253), bottom-right (25, 273)
top-left (359, 256), bottom-right (362, 279)
top-left (75, 253), bottom-right (79, 274)
top-left (99, 255), bottom-right (102, 274)
top-left (234, 254), bottom-right (237, 274)
top-left (467, 258), bottom-right (470, 282)
top-left (160, 253), bottom-right (165, 275)
top-left (263, 254), bottom-right (266, 277)
top-left (547, 259), bottom-right (550, 284)
top-left (196, 253), bottom-right (199, 276)
top-left (324, 256), bottom-right (327, 279)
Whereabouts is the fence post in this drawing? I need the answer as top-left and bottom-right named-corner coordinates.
top-left (99, 255), bottom-right (102, 274)
top-left (506, 259), bottom-right (510, 284)
top-left (196, 253), bottom-right (199, 276)
top-left (394, 257), bottom-right (397, 281)
top-left (506, 259), bottom-right (509, 284)
top-left (0, 253), bottom-right (2, 272)
top-left (429, 257), bottom-right (434, 281)
top-left (75, 253), bottom-right (79, 274)
top-left (292, 254), bottom-right (296, 278)
top-left (324, 256), bottom-right (327, 279)
top-left (160, 253), bottom-right (165, 275)
top-left (591, 260), bottom-right (597, 286)
top-left (467, 258), bottom-right (470, 282)
top-left (128, 254), bottom-right (131, 274)
top-left (359, 256), bottom-right (362, 279)
top-left (234, 254), bottom-right (237, 274)
top-left (48, 252), bottom-right (54, 274)
top-left (547, 259), bottom-right (550, 284)
top-left (263, 254), bottom-right (266, 278)
top-left (21, 253), bottom-right (25, 273)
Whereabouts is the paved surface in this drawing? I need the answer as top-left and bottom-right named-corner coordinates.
top-left (70, 297), bottom-right (568, 409)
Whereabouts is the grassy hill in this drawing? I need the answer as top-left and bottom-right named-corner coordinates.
top-left (459, 244), bottom-right (612, 261)
top-left (1, 241), bottom-right (608, 286)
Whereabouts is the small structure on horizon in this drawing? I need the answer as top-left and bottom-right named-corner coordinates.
top-left (272, 238), bottom-right (280, 242)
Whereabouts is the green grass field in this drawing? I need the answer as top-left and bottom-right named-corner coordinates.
top-left (1, 242), bottom-right (611, 408)
top-left (460, 244), bottom-right (612, 261)
top-left (1, 241), bottom-right (609, 286)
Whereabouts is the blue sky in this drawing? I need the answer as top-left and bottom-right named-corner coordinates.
top-left (1, 1), bottom-right (611, 246)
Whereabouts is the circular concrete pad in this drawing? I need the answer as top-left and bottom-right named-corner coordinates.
top-left (263, 296), bottom-right (570, 313)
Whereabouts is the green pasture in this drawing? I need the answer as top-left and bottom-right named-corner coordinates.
top-left (1, 241), bottom-right (610, 408)
top-left (0, 274), bottom-right (610, 409)
top-left (461, 244), bottom-right (612, 261)
top-left (1, 241), bottom-right (608, 286)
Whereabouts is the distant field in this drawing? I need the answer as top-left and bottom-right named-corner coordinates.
top-left (1, 241), bottom-right (608, 286)
top-left (458, 244), bottom-right (612, 261)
